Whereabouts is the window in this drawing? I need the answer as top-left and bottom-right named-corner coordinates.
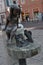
top-left (21, 0), bottom-right (25, 4)
top-left (6, 0), bottom-right (13, 6)
top-left (8, 0), bottom-right (13, 5)
top-left (6, 0), bottom-right (9, 6)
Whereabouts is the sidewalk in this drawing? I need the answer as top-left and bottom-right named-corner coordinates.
top-left (22, 21), bottom-right (43, 28)
top-left (0, 31), bottom-right (8, 65)
top-left (0, 29), bottom-right (43, 65)
top-left (27, 29), bottom-right (43, 65)
top-left (0, 31), bottom-right (17, 65)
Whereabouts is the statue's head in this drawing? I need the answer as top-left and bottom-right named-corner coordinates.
top-left (9, 4), bottom-right (21, 27)
top-left (10, 4), bottom-right (21, 18)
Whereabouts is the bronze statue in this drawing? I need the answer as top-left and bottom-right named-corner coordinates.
top-left (4, 3), bottom-right (41, 65)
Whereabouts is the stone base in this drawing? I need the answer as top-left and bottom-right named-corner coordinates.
top-left (7, 40), bottom-right (41, 59)
top-left (7, 40), bottom-right (41, 65)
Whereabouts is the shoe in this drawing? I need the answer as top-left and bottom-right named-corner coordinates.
top-left (24, 30), bottom-right (33, 43)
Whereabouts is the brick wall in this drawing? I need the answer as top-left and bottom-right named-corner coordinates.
top-left (13, 0), bottom-right (43, 20)
top-left (17, 0), bottom-right (43, 19)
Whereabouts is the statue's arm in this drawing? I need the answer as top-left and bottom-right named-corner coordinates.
top-left (5, 18), bottom-right (9, 30)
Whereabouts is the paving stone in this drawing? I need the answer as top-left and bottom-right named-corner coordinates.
top-left (0, 29), bottom-right (43, 65)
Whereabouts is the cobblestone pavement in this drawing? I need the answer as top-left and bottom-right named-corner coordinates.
top-left (0, 29), bottom-right (43, 65)
top-left (22, 21), bottom-right (43, 28)
top-left (26, 29), bottom-right (43, 65)
top-left (0, 31), bottom-right (8, 65)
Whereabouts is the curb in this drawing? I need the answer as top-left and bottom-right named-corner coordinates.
top-left (24, 27), bottom-right (43, 30)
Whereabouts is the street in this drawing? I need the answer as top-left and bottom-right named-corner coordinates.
top-left (22, 21), bottom-right (43, 29)
top-left (0, 21), bottom-right (43, 65)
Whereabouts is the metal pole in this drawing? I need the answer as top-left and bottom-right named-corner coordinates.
top-left (19, 59), bottom-right (26, 65)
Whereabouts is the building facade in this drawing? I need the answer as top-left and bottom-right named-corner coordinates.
top-left (6, 0), bottom-right (43, 21)
top-left (14, 0), bottom-right (43, 21)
